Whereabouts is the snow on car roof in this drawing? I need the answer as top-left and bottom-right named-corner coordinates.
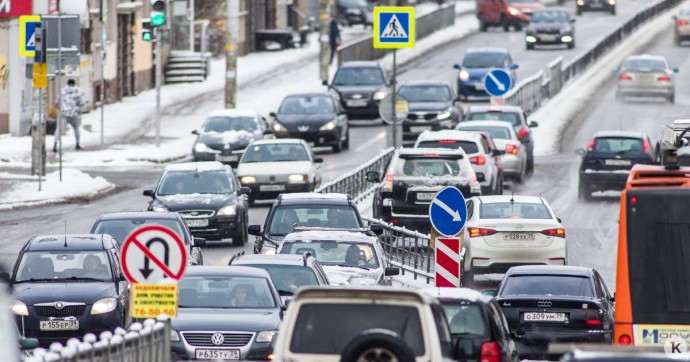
top-left (457, 120), bottom-right (514, 129)
top-left (476, 195), bottom-right (545, 204)
top-left (251, 138), bottom-right (305, 145)
top-left (417, 130), bottom-right (481, 143)
top-left (279, 193), bottom-right (350, 200)
top-left (283, 230), bottom-right (377, 243)
top-left (208, 109), bottom-right (259, 118)
top-left (420, 287), bottom-right (483, 302)
top-left (164, 161), bottom-right (227, 172)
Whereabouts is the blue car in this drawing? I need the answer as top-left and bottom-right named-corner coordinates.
top-left (453, 48), bottom-right (519, 100)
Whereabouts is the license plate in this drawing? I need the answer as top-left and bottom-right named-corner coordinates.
top-left (605, 159), bottom-right (631, 166)
top-left (523, 312), bottom-right (568, 322)
top-left (590, 3), bottom-right (602, 7)
top-left (260, 184), bottom-right (286, 192)
top-left (216, 154), bottom-right (238, 162)
top-left (40, 320), bottom-right (79, 331)
top-left (503, 233), bottom-right (536, 240)
top-left (347, 100), bottom-right (368, 107)
top-left (540, 34), bottom-right (557, 41)
top-left (417, 192), bottom-right (435, 201)
top-left (195, 349), bottom-right (241, 360)
top-left (185, 219), bottom-right (209, 227)
top-left (410, 126), bottom-right (431, 133)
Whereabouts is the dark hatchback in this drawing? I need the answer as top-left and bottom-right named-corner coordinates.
top-left (399, 81), bottom-right (463, 146)
top-left (525, 9), bottom-right (575, 50)
top-left (490, 266), bottom-right (615, 359)
top-left (8, 234), bottom-right (129, 347)
top-left (171, 266), bottom-right (283, 361)
top-left (576, 131), bottom-right (655, 201)
top-left (453, 49), bottom-right (519, 100)
top-left (577, 0), bottom-right (616, 15)
top-left (144, 161), bottom-right (251, 245)
top-left (327, 61), bottom-right (389, 120)
top-left (270, 93), bottom-right (350, 153)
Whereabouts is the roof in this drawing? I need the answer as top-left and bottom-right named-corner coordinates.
top-left (339, 61), bottom-right (381, 68)
top-left (26, 234), bottom-right (110, 251)
top-left (184, 265), bottom-right (272, 278)
top-left (594, 131), bottom-right (646, 139)
top-left (419, 287), bottom-right (490, 303)
top-left (97, 211), bottom-right (179, 220)
top-left (475, 195), bottom-right (546, 204)
top-left (397, 147), bottom-right (468, 156)
top-left (250, 138), bottom-right (305, 146)
top-left (506, 265), bottom-right (592, 276)
top-left (231, 254), bottom-right (314, 266)
top-left (625, 53), bottom-right (667, 61)
top-left (457, 120), bottom-right (516, 129)
top-left (207, 109), bottom-right (259, 118)
top-left (399, 80), bottom-right (453, 88)
top-left (466, 48), bottom-right (511, 54)
top-left (416, 130), bottom-right (482, 143)
top-left (294, 286), bottom-right (438, 304)
top-left (278, 193), bottom-right (351, 202)
top-left (283, 230), bottom-right (377, 243)
top-left (164, 161), bottom-right (227, 172)
top-left (467, 105), bottom-right (523, 113)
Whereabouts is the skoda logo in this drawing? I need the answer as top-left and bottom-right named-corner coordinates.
top-left (54, 302), bottom-right (64, 310)
top-left (224, 144), bottom-right (230, 150)
top-left (211, 333), bottom-right (225, 346)
top-left (515, 225), bottom-right (524, 230)
top-left (298, 125), bottom-right (309, 132)
top-left (352, 94), bottom-right (363, 99)
top-left (537, 301), bottom-right (552, 308)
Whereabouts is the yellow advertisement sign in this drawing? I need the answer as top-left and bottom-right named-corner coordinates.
top-left (633, 324), bottom-right (690, 345)
top-left (131, 283), bottom-right (178, 319)
top-left (33, 63), bottom-right (47, 89)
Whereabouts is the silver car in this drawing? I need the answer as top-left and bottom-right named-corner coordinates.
top-left (614, 54), bottom-right (678, 103)
top-left (674, 8), bottom-right (690, 45)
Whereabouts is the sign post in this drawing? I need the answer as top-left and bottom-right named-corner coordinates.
top-left (378, 93), bottom-right (408, 148)
top-left (428, 186), bottom-right (467, 287)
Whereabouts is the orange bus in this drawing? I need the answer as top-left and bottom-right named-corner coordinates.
top-left (614, 164), bottom-right (690, 346)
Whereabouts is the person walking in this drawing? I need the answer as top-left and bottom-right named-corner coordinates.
top-left (53, 79), bottom-right (86, 152)
top-left (329, 16), bottom-right (341, 65)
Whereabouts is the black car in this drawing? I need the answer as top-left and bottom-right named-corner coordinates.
top-left (575, 131), bottom-right (655, 201)
top-left (90, 211), bottom-right (205, 266)
top-left (489, 266), bottom-right (615, 359)
top-left (8, 234), bottom-right (129, 347)
top-left (336, 0), bottom-right (373, 26)
top-left (366, 148), bottom-right (482, 233)
top-left (525, 9), bottom-right (575, 50)
top-left (326, 61), bottom-right (389, 121)
top-left (171, 266), bottom-right (283, 361)
top-left (398, 81), bottom-right (463, 146)
top-left (143, 161), bottom-right (251, 245)
top-left (191, 109), bottom-right (271, 168)
top-left (270, 92), bottom-right (350, 153)
top-left (576, 0), bottom-right (615, 15)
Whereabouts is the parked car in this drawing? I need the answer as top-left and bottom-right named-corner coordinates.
top-left (326, 61), bottom-right (389, 121)
top-left (477, 0), bottom-right (530, 31)
top-left (143, 161), bottom-right (251, 246)
top-left (457, 121), bottom-right (527, 183)
top-left (453, 49), bottom-right (519, 100)
top-left (525, 9), bottom-right (576, 50)
top-left (674, 8), bottom-right (690, 45)
top-left (614, 54), bottom-right (678, 103)
top-left (398, 81), bottom-right (463, 146)
top-left (576, 0), bottom-right (615, 16)
top-left (236, 139), bottom-right (323, 205)
top-left (191, 109), bottom-right (271, 168)
top-left (270, 93), bottom-right (350, 153)
top-left (336, 0), bottom-right (373, 26)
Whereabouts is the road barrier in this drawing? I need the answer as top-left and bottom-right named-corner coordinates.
top-left (315, 147), bottom-right (395, 198)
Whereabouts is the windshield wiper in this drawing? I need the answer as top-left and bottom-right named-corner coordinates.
top-left (63, 276), bottom-right (110, 282)
top-left (278, 290), bottom-right (294, 296)
top-left (14, 278), bottom-right (56, 283)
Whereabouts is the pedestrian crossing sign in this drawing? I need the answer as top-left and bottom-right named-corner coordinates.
top-left (20, 15), bottom-right (41, 57)
top-left (373, 7), bottom-right (415, 49)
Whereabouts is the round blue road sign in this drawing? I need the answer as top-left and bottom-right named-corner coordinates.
top-left (428, 186), bottom-right (468, 237)
top-left (483, 69), bottom-right (512, 97)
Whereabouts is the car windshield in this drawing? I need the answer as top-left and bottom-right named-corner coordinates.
top-left (458, 126), bottom-right (511, 140)
top-left (241, 143), bottom-right (310, 163)
top-left (623, 58), bottom-right (667, 72)
top-left (441, 303), bottom-right (488, 336)
top-left (268, 206), bottom-right (361, 236)
top-left (157, 171), bottom-right (234, 196)
top-left (202, 116), bottom-right (258, 133)
top-left (393, 158), bottom-right (461, 177)
top-left (92, 219), bottom-right (188, 246)
top-left (480, 202), bottom-right (552, 219)
top-left (593, 137), bottom-right (645, 154)
top-left (279, 95), bottom-right (335, 115)
top-left (290, 304), bottom-right (425, 356)
top-left (398, 85), bottom-right (452, 102)
top-left (15, 251), bottom-right (112, 282)
top-left (417, 140), bottom-right (479, 154)
top-left (466, 112), bottom-right (521, 126)
top-left (279, 241), bottom-right (380, 269)
top-left (501, 275), bottom-right (594, 297)
top-left (242, 264), bottom-right (319, 294)
top-left (462, 53), bottom-right (508, 69)
top-left (178, 276), bottom-right (277, 308)
top-left (333, 67), bottom-right (385, 86)
top-left (530, 10), bottom-right (569, 23)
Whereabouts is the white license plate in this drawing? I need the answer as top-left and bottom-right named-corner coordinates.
top-left (410, 126), bottom-right (431, 133)
top-left (185, 219), bottom-right (209, 227)
top-left (417, 192), bottom-right (436, 201)
top-left (260, 184), bottom-right (286, 192)
top-left (523, 312), bottom-right (568, 322)
top-left (40, 320), bottom-right (79, 331)
top-left (605, 159), bottom-right (631, 166)
top-left (216, 154), bottom-right (238, 162)
top-left (347, 100), bottom-right (368, 107)
top-left (195, 349), bottom-right (240, 360)
top-left (503, 233), bottom-right (536, 240)
top-left (540, 34), bottom-right (557, 41)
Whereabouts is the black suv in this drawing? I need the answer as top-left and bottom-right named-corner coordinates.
top-left (326, 61), bottom-right (389, 121)
top-left (576, 0), bottom-right (615, 15)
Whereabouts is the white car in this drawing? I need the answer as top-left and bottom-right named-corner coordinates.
top-left (237, 139), bottom-right (323, 205)
top-left (457, 120), bottom-right (527, 183)
top-left (414, 130), bottom-right (503, 195)
top-left (461, 195), bottom-right (567, 285)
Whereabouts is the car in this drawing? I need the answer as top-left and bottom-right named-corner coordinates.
top-left (453, 49), bottom-right (519, 100)
top-left (489, 266), bottom-right (614, 359)
top-left (171, 266), bottom-right (283, 361)
top-left (398, 81), bottom-right (463, 146)
top-left (236, 139), bottom-right (324, 205)
top-left (461, 105), bottom-right (538, 173)
top-left (614, 54), bottom-right (678, 103)
top-left (9, 234), bottom-right (129, 347)
top-left (336, 0), bottom-right (373, 27)
top-left (326, 61), bottom-right (389, 120)
top-left (90, 211), bottom-right (205, 266)
top-left (461, 195), bottom-right (567, 285)
top-left (366, 148), bottom-right (482, 233)
top-left (525, 9), bottom-right (576, 50)
top-left (0, 268), bottom-right (37, 359)
top-left (421, 287), bottom-right (520, 362)
top-left (507, 0), bottom-right (546, 18)
top-left (576, 0), bottom-right (615, 16)
top-left (277, 229), bottom-right (400, 286)
top-left (191, 109), bottom-right (271, 168)
top-left (477, 0), bottom-right (530, 31)
top-left (674, 8), bottom-right (690, 45)
top-left (415, 130), bottom-right (503, 195)
top-left (656, 119), bottom-right (690, 163)
top-left (575, 131), bottom-right (655, 201)
top-left (269, 92), bottom-right (350, 153)
top-left (227, 253), bottom-right (330, 302)
top-left (457, 120), bottom-right (528, 183)
top-left (143, 161), bottom-right (251, 246)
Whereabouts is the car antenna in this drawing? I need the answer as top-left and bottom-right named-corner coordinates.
top-left (64, 220), bottom-right (68, 248)
top-left (510, 192), bottom-right (515, 204)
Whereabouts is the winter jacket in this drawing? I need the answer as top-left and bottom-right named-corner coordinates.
top-left (329, 20), bottom-right (341, 46)
top-left (60, 85), bottom-right (86, 118)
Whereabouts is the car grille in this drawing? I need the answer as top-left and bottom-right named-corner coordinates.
top-left (34, 305), bottom-right (87, 317)
top-left (537, 29), bottom-right (561, 34)
top-left (179, 210), bottom-right (215, 218)
top-left (345, 93), bottom-right (371, 100)
top-left (182, 332), bottom-right (254, 347)
top-left (407, 113), bottom-right (438, 121)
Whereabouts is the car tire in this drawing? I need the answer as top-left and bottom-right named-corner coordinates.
top-left (344, 129), bottom-right (350, 150)
top-left (479, 18), bottom-right (488, 32)
top-left (248, 196), bottom-right (256, 207)
top-left (567, 41), bottom-right (575, 49)
top-left (340, 329), bottom-right (416, 362)
top-left (526, 42), bottom-right (534, 50)
top-left (577, 8), bottom-right (582, 16)
top-left (610, 7), bottom-right (616, 15)
top-left (669, 93), bottom-right (675, 104)
top-left (527, 157), bottom-right (534, 174)
top-left (515, 24), bottom-right (523, 31)
top-left (578, 181), bottom-right (592, 202)
top-left (233, 219), bottom-right (248, 247)
top-left (333, 140), bottom-right (343, 153)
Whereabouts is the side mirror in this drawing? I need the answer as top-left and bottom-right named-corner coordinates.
top-left (528, 121), bottom-right (538, 128)
top-left (612, 66), bottom-right (621, 73)
top-left (0, 272), bottom-right (9, 283)
top-left (322, 79), bottom-right (329, 86)
top-left (370, 224), bottom-right (384, 235)
top-left (19, 337), bottom-right (39, 350)
top-left (143, 189), bottom-right (155, 198)
top-left (482, 290), bottom-right (497, 297)
top-left (557, 217), bottom-right (562, 223)
top-left (248, 225), bottom-right (262, 236)
top-left (384, 267), bottom-right (400, 276)
top-left (314, 157), bottom-right (324, 163)
top-left (452, 64), bottom-right (461, 70)
top-left (491, 149), bottom-right (502, 157)
top-left (193, 237), bottom-right (207, 247)
top-left (510, 63), bottom-right (519, 70)
top-left (673, 67), bottom-right (679, 73)
top-left (570, 18), bottom-right (576, 23)
top-left (475, 172), bottom-right (486, 183)
top-left (191, 130), bottom-right (199, 135)
top-left (239, 187), bottom-right (252, 195)
top-left (365, 170), bottom-right (380, 183)
top-left (574, 148), bottom-right (586, 156)
top-left (269, 112), bottom-right (277, 118)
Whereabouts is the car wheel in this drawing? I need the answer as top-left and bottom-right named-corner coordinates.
top-left (248, 196), bottom-right (256, 207)
top-left (610, 7), bottom-right (616, 15)
top-left (527, 157), bottom-right (534, 174)
top-left (669, 93), bottom-right (675, 104)
top-left (233, 221), bottom-right (247, 247)
top-left (344, 129), bottom-right (350, 150)
top-left (578, 181), bottom-right (592, 202)
top-left (675, 33), bottom-right (681, 46)
top-left (340, 329), bottom-right (416, 362)
top-left (567, 41), bottom-right (575, 49)
top-left (332, 140), bottom-right (343, 153)
top-left (515, 24), bottom-right (523, 31)
top-left (502, 16), bottom-right (510, 32)
top-left (577, 8), bottom-right (582, 16)
top-left (526, 42), bottom-right (534, 50)
top-left (479, 18), bottom-right (488, 31)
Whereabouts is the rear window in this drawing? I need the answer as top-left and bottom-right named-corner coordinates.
top-left (501, 275), bottom-right (594, 298)
top-left (440, 303), bottom-right (488, 336)
top-left (241, 264), bottom-right (319, 294)
top-left (466, 112), bottom-right (521, 127)
top-left (593, 137), bottom-right (644, 154)
top-left (623, 59), bottom-right (667, 71)
top-left (417, 140), bottom-right (479, 154)
top-left (458, 126), bottom-right (511, 140)
top-left (479, 202), bottom-right (552, 219)
top-left (393, 158), bottom-right (461, 177)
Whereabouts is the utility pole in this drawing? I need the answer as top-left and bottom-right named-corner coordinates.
top-left (57, 12), bottom-right (63, 182)
top-left (99, 0), bottom-right (106, 145)
top-left (155, 28), bottom-right (162, 147)
top-left (224, 0), bottom-right (239, 108)
top-left (391, 50), bottom-right (397, 148)
top-left (319, 0), bottom-right (330, 82)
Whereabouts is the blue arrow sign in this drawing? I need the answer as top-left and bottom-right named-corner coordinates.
top-left (429, 186), bottom-right (467, 237)
top-left (483, 69), bottom-right (512, 97)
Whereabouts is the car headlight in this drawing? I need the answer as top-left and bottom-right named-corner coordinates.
top-left (561, 35), bottom-right (573, 43)
top-left (608, 0), bottom-right (616, 4)
top-left (272, 122), bottom-right (286, 132)
top-left (458, 69), bottom-right (470, 81)
top-left (152, 205), bottom-right (169, 212)
top-left (508, 7), bottom-right (521, 16)
top-left (577, 0), bottom-right (584, 4)
top-left (525, 35), bottom-right (537, 43)
top-left (218, 205), bottom-right (237, 216)
top-left (12, 301), bottom-right (28, 316)
top-left (288, 174), bottom-right (308, 183)
top-left (91, 298), bottom-right (117, 315)
top-left (373, 90), bottom-right (387, 101)
top-left (171, 330), bottom-right (180, 341)
top-left (240, 176), bottom-right (256, 184)
top-left (437, 107), bottom-right (453, 120)
top-left (319, 120), bottom-right (338, 131)
top-left (194, 143), bottom-right (209, 153)
top-left (256, 331), bottom-right (277, 343)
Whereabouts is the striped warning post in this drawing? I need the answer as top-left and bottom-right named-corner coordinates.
top-left (435, 237), bottom-right (461, 287)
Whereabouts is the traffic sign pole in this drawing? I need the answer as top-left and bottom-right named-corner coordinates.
top-left (391, 50), bottom-right (397, 148)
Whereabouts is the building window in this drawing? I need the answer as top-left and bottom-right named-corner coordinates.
top-left (81, 20), bottom-right (93, 54)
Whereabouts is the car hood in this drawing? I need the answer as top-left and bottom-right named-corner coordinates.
top-left (322, 266), bottom-right (381, 286)
top-left (407, 102), bottom-right (452, 112)
top-left (195, 130), bottom-right (257, 151)
top-left (275, 113), bottom-right (336, 127)
top-left (237, 161), bottom-right (313, 176)
top-left (14, 282), bottom-right (116, 305)
top-left (528, 23), bottom-right (569, 32)
top-left (156, 193), bottom-right (238, 211)
top-left (332, 85), bottom-right (384, 96)
top-left (462, 67), bottom-right (494, 80)
top-left (172, 308), bottom-right (281, 331)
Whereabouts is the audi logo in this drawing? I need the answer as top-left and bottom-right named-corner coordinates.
top-left (537, 301), bottom-right (552, 308)
top-left (211, 333), bottom-right (225, 346)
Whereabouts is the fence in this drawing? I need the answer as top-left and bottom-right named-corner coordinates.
top-left (315, 147), bottom-right (395, 198)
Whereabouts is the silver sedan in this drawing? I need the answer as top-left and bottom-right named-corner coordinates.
top-left (614, 54), bottom-right (678, 103)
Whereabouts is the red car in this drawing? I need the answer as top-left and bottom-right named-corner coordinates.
top-left (477, 0), bottom-right (530, 31)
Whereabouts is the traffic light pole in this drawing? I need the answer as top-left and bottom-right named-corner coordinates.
top-left (225, 0), bottom-right (239, 108)
top-left (155, 28), bottom-right (162, 147)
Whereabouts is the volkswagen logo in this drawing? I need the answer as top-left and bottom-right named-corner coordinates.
top-left (515, 225), bottom-right (524, 230)
top-left (54, 302), bottom-right (64, 310)
top-left (298, 125), bottom-right (309, 132)
top-left (211, 333), bottom-right (225, 346)
top-left (351, 94), bottom-right (363, 99)
top-left (537, 301), bottom-right (552, 308)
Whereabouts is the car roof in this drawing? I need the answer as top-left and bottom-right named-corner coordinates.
top-left (250, 138), bottom-right (306, 146)
top-left (466, 48), bottom-right (511, 54)
top-left (625, 54), bottom-right (667, 62)
top-left (475, 195), bottom-right (546, 204)
top-left (184, 265), bottom-right (272, 278)
top-left (339, 61), bottom-right (381, 68)
top-left (399, 80), bottom-right (453, 88)
top-left (231, 254), bottom-right (315, 266)
top-left (420, 287), bottom-right (492, 303)
top-left (283, 230), bottom-right (378, 243)
top-left (164, 161), bottom-right (228, 172)
top-left (417, 130), bottom-right (482, 143)
top-left (594, 131), bottom-right (646, 139)
top-left (26, 234), bottom-right (112, 251)
top-left (285, 92), bottom-right (333, 98)
top-left (277, 193), bottom-right (353, 205)
top-left (207, 109), bottom-right (259, 118)
top-left (295, 286), bottom-right (439, 305)
top-left (97, 211), bottom-right (180, 220)
top-left (467, 105), bottom-right (523, 113)
top-left (457, 120), bottom-right (516, 129)
top-left (397, 147), bottom-right (468, 156)
top-left (506, 265), bottom-right (592, 277)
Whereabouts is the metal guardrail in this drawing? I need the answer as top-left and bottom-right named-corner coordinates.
top-left (315, 147), bottom-right (395, 198)
top-left (24, 316), bottom-right (171, 362)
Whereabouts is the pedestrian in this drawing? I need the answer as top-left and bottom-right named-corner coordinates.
top-left (329, 16), bottom-right (341, 65)
top-left (53, 79), bottom-right (86, 152)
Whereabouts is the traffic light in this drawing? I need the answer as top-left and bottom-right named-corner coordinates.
top-left (142, 19), bottom-right (153, 41)
top-left (151, 0), bottom-right (166, 27)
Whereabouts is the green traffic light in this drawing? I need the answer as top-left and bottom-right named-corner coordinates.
top-left (142, 32), bottom-right (152, 41)
top-left (151, 13), bottom-right (165, 27)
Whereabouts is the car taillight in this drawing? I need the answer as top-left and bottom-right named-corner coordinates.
top-left (585, 310), bottom-right (603, 326)
top-left (505, 144), bottom-right (519, 155)
top-left (619, 334), bottom-right (632, 345)
top-left (439, 139), bottom-right (457, 144)
top-left (518, 127), bottom-right (529, 141)
top-left (480, 342), bottom-right (501, 362)
top-left (642, 139), bottom-right (651, 153)
top-left (586, 138), bottom-right (596, 151)
top-left (470, 155), bottom-right (486, 166)
top-left (618, 74), bottom-right (632, 81)
top-left (542, 228), bottom-right (566, 238)
top-left (677, 20), bottom-right (689, 26)
top-left (469, 227), bottom-right (497, 238)
top-left (382, 173), bottom-right (394, 192)
top-left (657, 75), bottom-right (671, 82)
